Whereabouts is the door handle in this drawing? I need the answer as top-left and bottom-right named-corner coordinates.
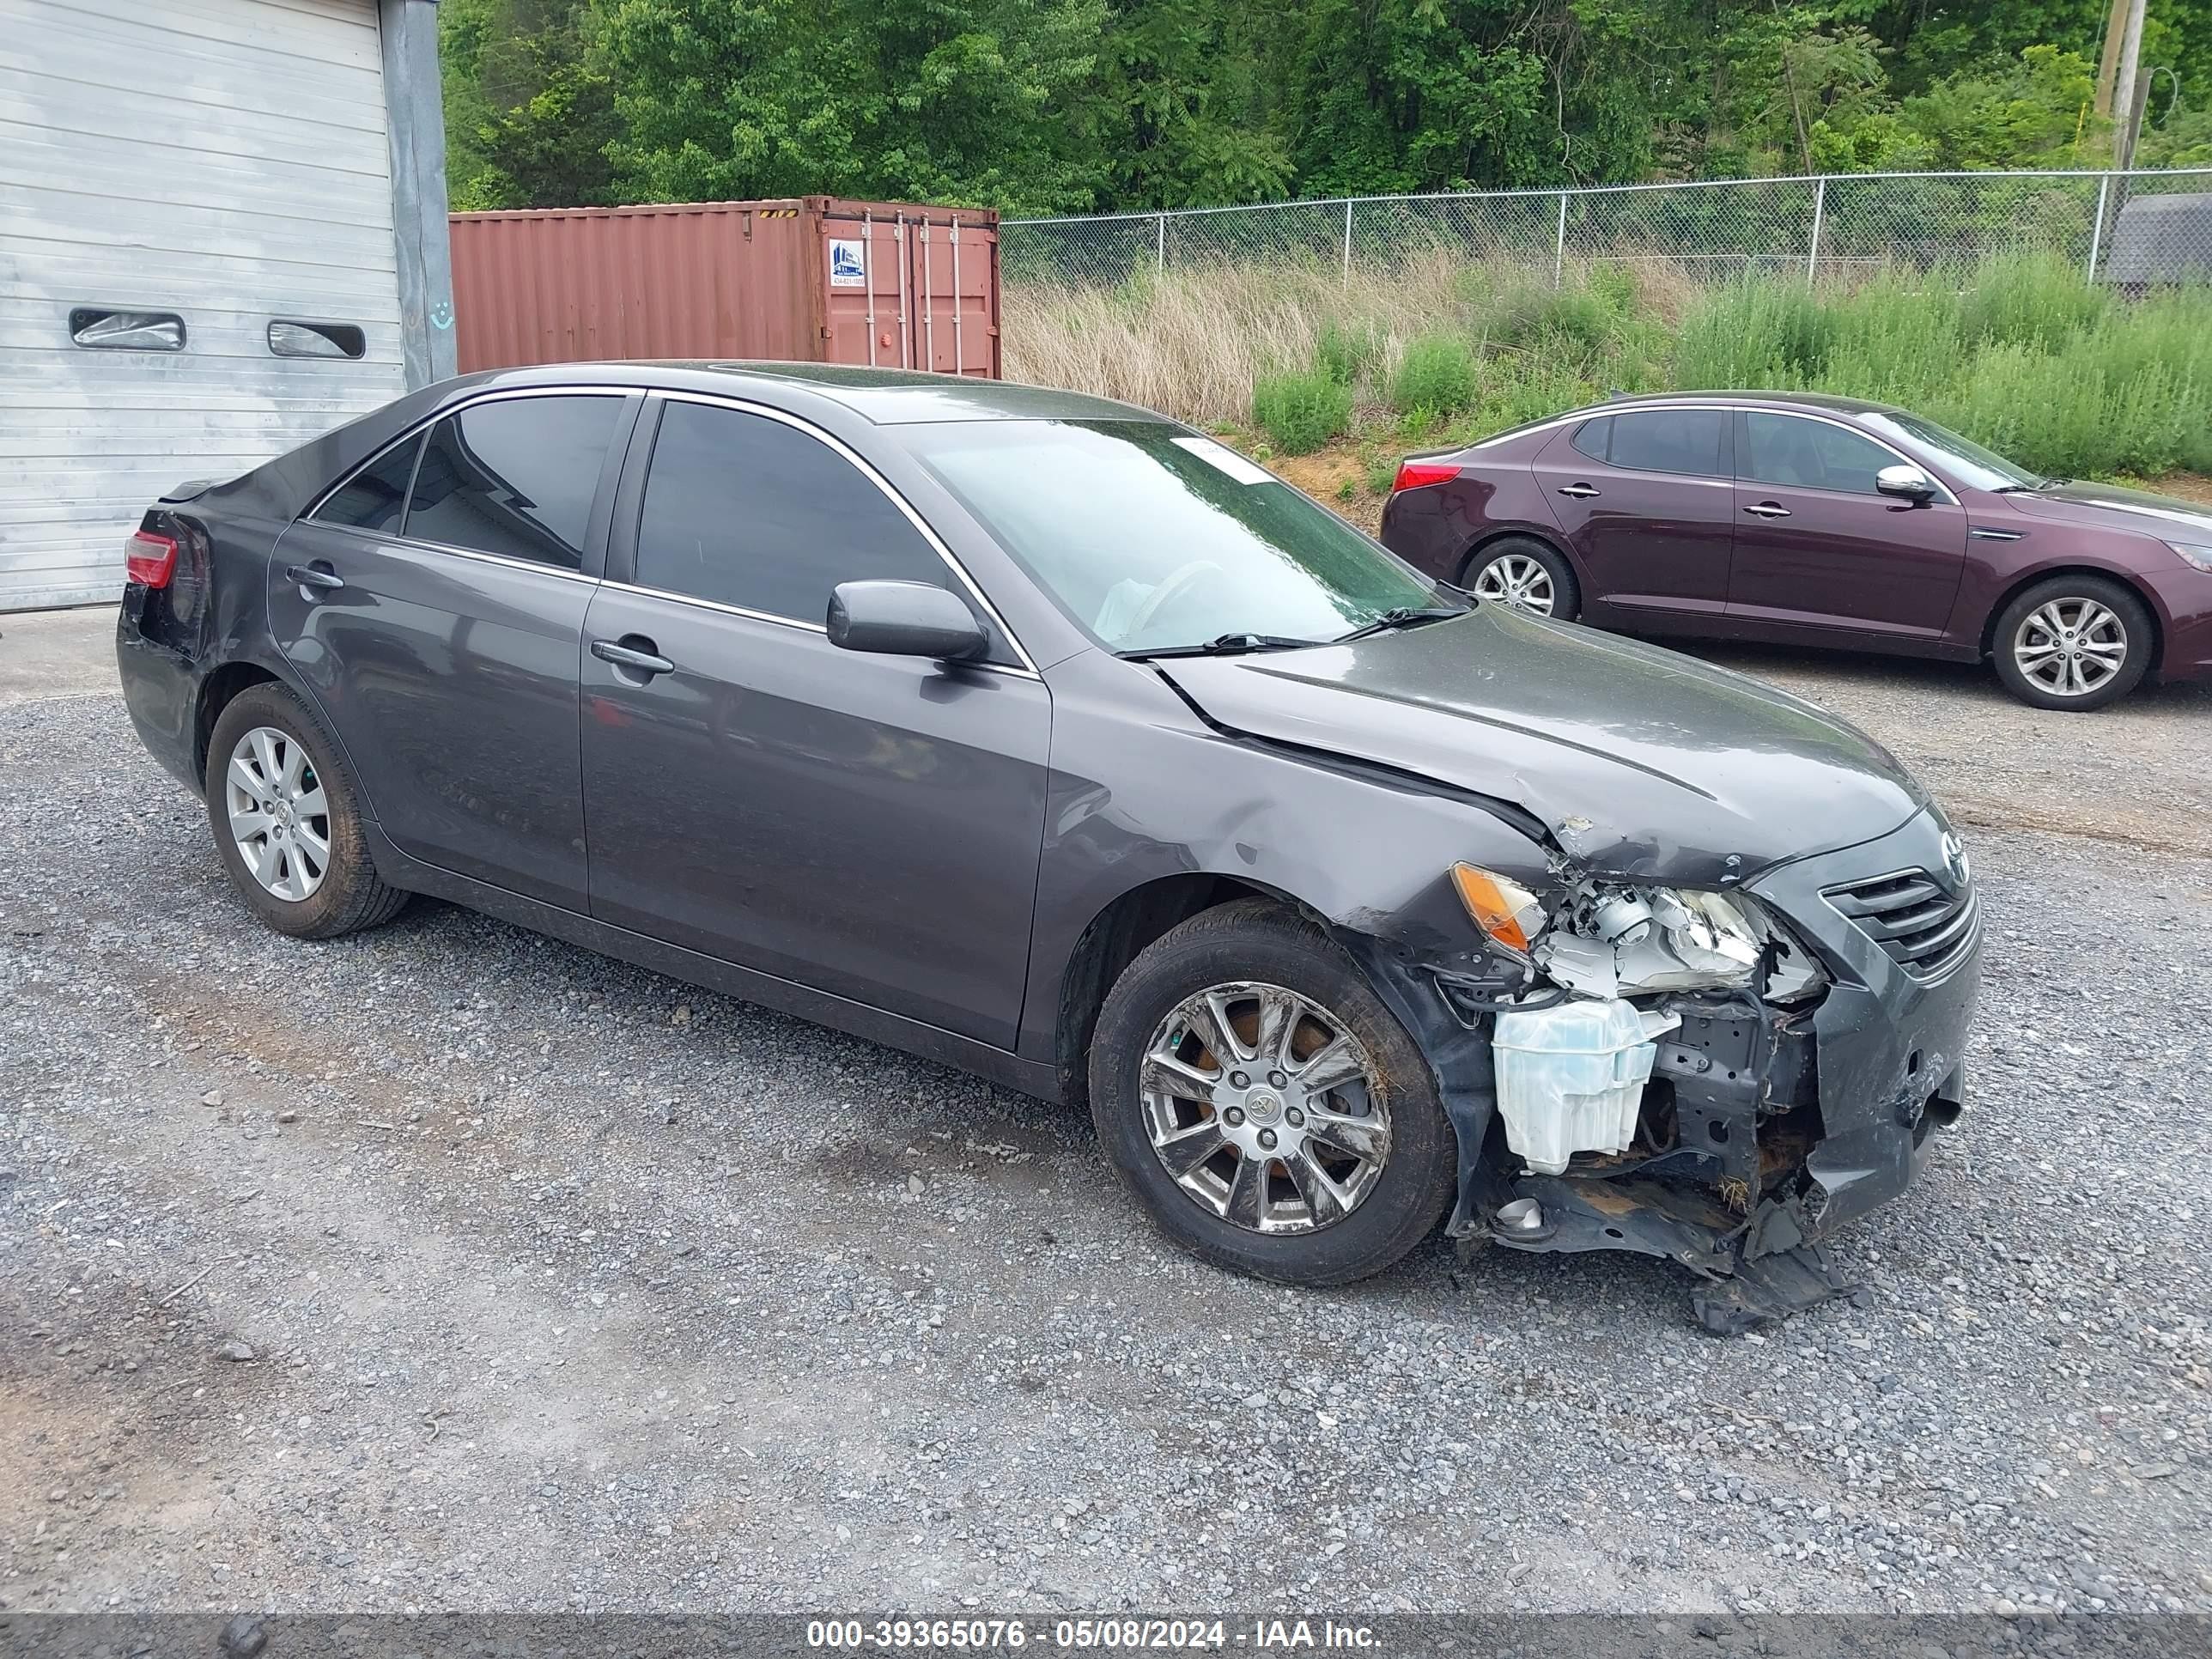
top-left (1556, 483), bottom-right (1601, 498)
top-left (592, 636), bottom-right (675, 678)
top-left (285, 562), bottom-right (344, 593)
top-left (1741, 501), bottom-right (1793, 519)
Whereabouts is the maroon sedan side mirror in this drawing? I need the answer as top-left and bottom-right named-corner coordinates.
top-left (1875, 465), bottom-right (1938, 505)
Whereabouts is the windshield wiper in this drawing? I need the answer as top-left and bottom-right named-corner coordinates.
top-left (1995, 477), bottom-right (2069, 493)
top-left (1333, 605), bottom-right (1467, 643)
top-left (1116, 631), bottom-right (1325, 660)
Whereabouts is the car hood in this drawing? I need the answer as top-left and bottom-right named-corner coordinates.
top-left (1157, 605), bottom-right (1927, 885)
top-left (1999, 479), bottom-right (2212, 542)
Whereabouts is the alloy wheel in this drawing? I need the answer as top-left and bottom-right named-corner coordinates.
top-left (1139, 981), bottom-right (1389, 1235)
top-left (1472, 552), bottom-right (1556, 616)
top-left (2012, 598), bottom-right (2127, 699)
top-left (223, 726), bottom-right (330, 901)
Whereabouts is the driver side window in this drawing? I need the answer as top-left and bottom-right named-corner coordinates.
top-left (1740, 413), bottom-right (1899, 495)
top-left (634, 400), bottom-right (968, 632)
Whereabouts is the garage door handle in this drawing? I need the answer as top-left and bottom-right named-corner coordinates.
top-left (1556, 483), bottom-right (1601, 498)
top-left (1742, 501), bottom-right (1793, 519)
top-left (592, 637), bottom-right (675, 678)
top-left (285, 562), bottom-right (344, 592)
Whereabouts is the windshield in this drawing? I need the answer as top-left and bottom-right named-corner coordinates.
top-left (1861, 410), bottom-right (2041, 491)
top-left (904, 419), bottom-right (1452, 653)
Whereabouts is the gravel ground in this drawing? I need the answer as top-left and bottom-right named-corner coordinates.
top-left (3, 653), bottom-right (2209, 1620)
top-left (1689, 641), bottom-right (2212, 861)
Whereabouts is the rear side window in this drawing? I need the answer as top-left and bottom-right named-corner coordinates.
top-left (312, 434), bottom-right (420, 534)
top-left (635, 401), bottom-right (952, 626)
top-left (1605, 410), bottom-right (1727, 477)
top-left (1740, 412), bottom-right (1898, 495)
top-left (1570, 417), bottom-right (1609, 462)
top-left (406, 396), bottom-right (624, 569)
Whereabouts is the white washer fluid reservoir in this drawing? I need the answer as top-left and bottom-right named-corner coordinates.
top-left (1491, 997), bottom-right (1680, 1176)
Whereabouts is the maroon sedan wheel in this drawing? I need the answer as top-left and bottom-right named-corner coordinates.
top-left (1991, 576), bottom-right (2153, 711)
top-left (1463, 537), bottom-right (1581, 622)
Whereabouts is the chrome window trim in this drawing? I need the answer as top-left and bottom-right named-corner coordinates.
top-left (646, 389), bottom-right (1042, 677)
top-left (604, 578), bottom-right (827, 635)
top-left (296, 521), bottom-right (602, 585)
top-left (302, 386), bottom-right (634, 527)
top-left (412, 538), bottom-right (598, 585)
top-left (1471, 406), bottom-right (1695, 449)
top-left (299, 380), bottom-right (1046, 678)
top-left (1473, 401), bottom-right (1963, 501)
top-left (599, 575), bottom-right (1043, 683)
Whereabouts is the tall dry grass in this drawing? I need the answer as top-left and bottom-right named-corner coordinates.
top-left (1004, 249), bottom-right (2212, 480)
top-left (1002, 252), bottom-right (1482, 428)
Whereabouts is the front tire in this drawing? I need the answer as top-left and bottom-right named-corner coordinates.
top-left (1088, 898), bottom-right (1455, 1286)
top-left (1990, 575), bottom-right (2152, 710)
top-left (1462, 535), bottom-right (1581, 622)
top-left (204, 682), bottom-right (410, 939)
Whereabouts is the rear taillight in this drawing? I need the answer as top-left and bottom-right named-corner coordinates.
top-left (125, 530), bottom-right (178, 588)
top-left (1391, 460), bottom-right (1460, 493)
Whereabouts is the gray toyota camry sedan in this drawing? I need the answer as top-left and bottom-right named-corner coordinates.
top-left (117, 363), bottom-right (1979, 1331)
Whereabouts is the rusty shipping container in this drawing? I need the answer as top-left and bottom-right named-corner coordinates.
top-left (447, 198), bottom-right (1001, 378)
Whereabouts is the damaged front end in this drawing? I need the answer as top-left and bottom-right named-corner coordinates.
top-left (1414, 808), bottom-right (1980, 1334)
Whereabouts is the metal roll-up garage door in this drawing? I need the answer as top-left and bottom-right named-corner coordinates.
top-left (0, 0), bottom-right (409, 611)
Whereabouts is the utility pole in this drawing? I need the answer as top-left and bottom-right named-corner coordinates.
top-left (2095, 0), bottom-right (2131, 116)
top-left (2109, 0), bottom-right (2148, 167)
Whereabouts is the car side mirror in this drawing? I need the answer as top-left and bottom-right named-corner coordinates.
top-left (1875, 464), bottom-right (1937, 504)
top-left (827, 580), bottom-right (988, 661)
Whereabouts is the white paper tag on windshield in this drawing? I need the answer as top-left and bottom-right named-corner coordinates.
top-left (1170, 434), bottom-right (1274, 486)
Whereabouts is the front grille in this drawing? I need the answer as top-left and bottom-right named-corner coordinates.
top-left (1823, 868), bottom-right (1978, 979)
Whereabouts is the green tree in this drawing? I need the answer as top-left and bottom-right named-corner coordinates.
top-left (1277, 0), bottom-right (1664, 193)
top-left (436, 0), bottom-right (2212, 216)
top-left (441, 0), bottom-right (620, 210)
top-left (1901, 45), bottom-right (2108, 168)
top-left (1100, 0), bottom-right (1292, 206)
top-left (595, 0), bottom-right (1113, 215)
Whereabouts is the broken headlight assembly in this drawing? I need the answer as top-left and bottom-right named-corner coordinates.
top-left (1450, 862), bottom-right (1826, 1003)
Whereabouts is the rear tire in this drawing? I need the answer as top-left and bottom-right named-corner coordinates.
top-left (1088, 898), bottom-right (1455, 1286)
top-left (204, 682), bottom-right (410, 939)
top-left (1462, 536), bottom-right (1581, 622)
top-left (1990, 574), bottom-right (2152, 710)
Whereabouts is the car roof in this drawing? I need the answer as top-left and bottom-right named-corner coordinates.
top-left (1455, 388), bottom-right (1916, 454)
top-left (1589, 390), bottom-right (1911, 419)
top-left (454, 360), bottom-right (1170, 426)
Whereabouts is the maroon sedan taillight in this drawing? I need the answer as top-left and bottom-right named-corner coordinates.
top-left (1391, 460), bottom-right (1459, 493)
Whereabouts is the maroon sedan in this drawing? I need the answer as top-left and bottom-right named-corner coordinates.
top-left (1379, 392), bottom-right (2212, 709)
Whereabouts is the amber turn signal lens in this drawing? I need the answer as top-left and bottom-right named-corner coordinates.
top-left (1450, 862), bottom-right (1541, 952)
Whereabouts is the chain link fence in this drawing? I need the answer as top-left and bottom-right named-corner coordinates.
top-left (1001, 169), bottom-right (2212, 290)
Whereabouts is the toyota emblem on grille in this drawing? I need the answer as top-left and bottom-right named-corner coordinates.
top-left (1940, 830), bottom-right (1971, 890)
